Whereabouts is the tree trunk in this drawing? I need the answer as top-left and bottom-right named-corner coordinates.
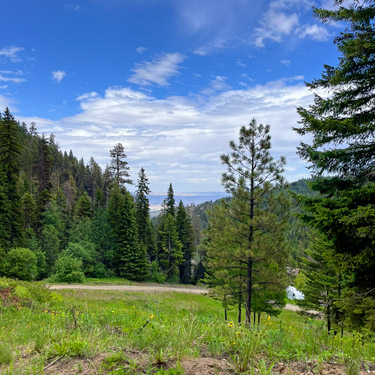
top-left (253, 311), bottom-right (256, 325)
top-left (224, 308), bottom-right (227, 321)
top-left (257, 313), bottom-right (261, 326)
top-left (246, 258), bottom-right (253, 325)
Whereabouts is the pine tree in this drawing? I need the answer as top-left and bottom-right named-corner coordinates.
top-left (108, 184), bottom-right (148, 280)
top-left (294, 0), bottom-right (375, 329)
top-left (109, 143), bottom-right (132, 188)
top-left (0, 107), bottom-right (24, 249)
top-left (176, 200), bottom-right (195, 284)
top-left (207, 118), bottom-right (290, 325)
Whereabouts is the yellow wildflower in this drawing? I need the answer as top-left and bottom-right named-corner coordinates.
top-left (149, 314), bottom-right (154, 319)
top-left (267, 316), bottom-right (271, 321)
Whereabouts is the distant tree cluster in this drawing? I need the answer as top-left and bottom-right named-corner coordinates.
top-left (0, 109), bottom-right (195, 283)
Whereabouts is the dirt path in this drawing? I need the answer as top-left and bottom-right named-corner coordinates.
top-left (49, 284), bottom-right (207, 294)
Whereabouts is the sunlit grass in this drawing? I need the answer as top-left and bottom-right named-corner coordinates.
top-left (1, 285), bottom-right (375, 374)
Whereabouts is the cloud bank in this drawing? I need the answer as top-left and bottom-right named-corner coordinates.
top-left (19, 77), bottom-right (314, 192)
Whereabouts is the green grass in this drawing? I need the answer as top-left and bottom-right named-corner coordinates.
top-left (1, 283), bottom-right (375, 374)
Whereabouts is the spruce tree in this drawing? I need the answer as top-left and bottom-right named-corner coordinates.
top-left (176, 200), bottom-right (195, 284)
top-left (165, 183), bottom-right (175, 217)
top-left (0, 107), bottom-right (24, 249)
top-left (108, 184), bottom-right (148, 280)
top-left (135, 167), bottom-right (153, 255)
top-left (294, 0), bottom-right (375, 329)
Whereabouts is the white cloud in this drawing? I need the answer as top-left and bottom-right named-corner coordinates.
top-left (255, 10), bottom-right (299, 47)
top-left (201, 76), bottom-right (231, 95)
top-left (280, 59), bottom-right (291, 66)
top-left (65, 3), bottom-right (81, 11)
top-left (0, 70), bottom-right (26, 84)
top-left (0, 46), bottom-right (24, 62)
top-left (18, 77), bottom-right (314, 192)
top-left (0, 85), bottom-right (8, 89)
top-left (299, 24), bottom-right (330, 41)
top-left (128, 53), bottom-right (186, 86)
top-left (76, 91), bottom-right (99, 101)
top-left (51, 70), bottom-right (67, 83)
top-left (136, 46), bottom-right (147, 54)
top-left (253, 0), bottom-right (329, 47)
top-left (236, 60), bottom-right (247, 67)
top-left (193, 38), bottom-right (228, 56)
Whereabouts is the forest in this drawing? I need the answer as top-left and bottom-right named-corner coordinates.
top-left (1, 0), bottom-right (375, 342)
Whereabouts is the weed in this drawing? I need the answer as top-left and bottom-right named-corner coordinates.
top-left (0, 344), bottom-right (12, 365)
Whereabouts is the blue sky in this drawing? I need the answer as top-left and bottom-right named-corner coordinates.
top-left (1, 0), bottom-right (342, 193)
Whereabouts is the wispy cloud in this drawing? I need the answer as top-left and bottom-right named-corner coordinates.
top-left (65, 3), bottom-right (81, 11)
top-left (136, 46), bottom-right (147, 54)
top-left (280, 59), bottom-right (291, 66)
top-left (201, 76), bottom-right (231, 95)
top-left (0, 70), bottom-right (26, 84)
top-left (51, 70), bottom-right (67, 83)
top-left (193, 38), bottom-right (228, 56)
top-left (128, 53), bottom-right (186, 86)
top-left (0, 46), bottom-right (24, 62)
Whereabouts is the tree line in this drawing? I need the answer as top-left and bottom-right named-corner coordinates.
top-left (0, 112), bottom-right (195, 284)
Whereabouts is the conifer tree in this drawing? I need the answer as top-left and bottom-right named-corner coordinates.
top-left (0, 107), bottom-right (24, 249)
top-left (206, 119), bottom-right (290, 325)
top-left (135, 167), bottom-right (154, 256)
top-left (109, 143), bottom-right (132, 188)
top-left (294, 0), bottom-right (375, 329)
top-left (108, 184), bottom-right (148, 280)
top-left (165, 183), bottom-right (175, 217)
top-left (157, 213), bottom-right (183, 281)
top-left (75, 192), bottom-right (92, 218)
top-left (176, 200), bottom-right (195, 284)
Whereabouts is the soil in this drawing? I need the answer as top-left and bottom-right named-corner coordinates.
top-left (42, 350), bottom-right (375, 375)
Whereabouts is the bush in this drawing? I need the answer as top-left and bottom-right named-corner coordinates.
top-left (149, 260), bottom-right (166, 283)
top-left (0, 277), bottom-right (53, 309)
top-left (4, 247), bottom-right (38, 281)
top-left (50, 255), bottom-right (85, 283)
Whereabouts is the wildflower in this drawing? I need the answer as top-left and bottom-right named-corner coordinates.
top-left (112, 311), bottom-right (115, 314)
top-left (236, 331), bottom-right (241, 336)
top-left (149, 314), bottom-right (154, 319)
top-left (267, 316), bottom-right (271, 321)
top-left (132, 306), bottom-right (135, 309)
top-left (232, 342), bottom-right (236, 346)
top-left (228, 321), bottom-right (233, 327)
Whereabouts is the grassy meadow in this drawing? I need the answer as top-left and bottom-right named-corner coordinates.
top-left (1, 279), bottom-right (375, 375)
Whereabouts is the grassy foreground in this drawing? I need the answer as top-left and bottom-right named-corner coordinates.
top-left (1, 280), bottom-right (375, 375)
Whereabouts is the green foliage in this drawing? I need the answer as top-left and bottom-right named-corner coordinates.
top-left (176, 201), bottom-right (195, 284)
top-left (157, 213), bottom-right (183, 281)
top-left (108, 185), bottom-right (149, 280)
top-left (3, 247), bottom-right (38, 281)
top-left (75, 192), bottom-right (92, 218)
top-left (50, 255), bottom-right (85, 283)
top-left (205, 118), bottom-right (290, 324)
top-left (149, 260), bottom-right (166, 283)
top-left (294, 1), bottom-right (375, 330)
top-left (0, 108), bottom-right (24, 249)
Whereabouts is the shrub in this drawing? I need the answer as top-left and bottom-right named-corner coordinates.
top-left (4, 247), bottom-right (38, 281)
top-left (50, 255), bottom-right (85, 283)
top-left (149, 260), bottom-right (166, 283)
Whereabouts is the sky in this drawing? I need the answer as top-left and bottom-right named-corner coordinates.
top-left (0, 0), bottom-right (343, 193)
